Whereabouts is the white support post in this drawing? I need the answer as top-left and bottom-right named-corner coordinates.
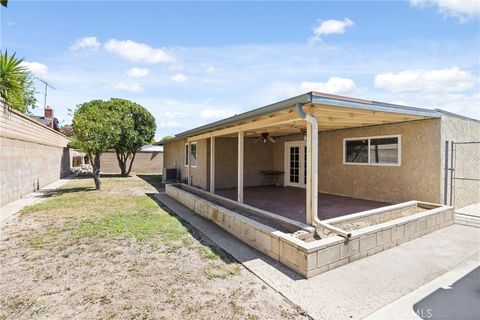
top-left (311, 121), bottom-right (319, 223)
top-left (306, 123), bottom-right (313, 225)
top-left (210, 137), bottom-right (215, 193)
top-left (238, 131), bottom-right (244, 203)
top-left (187, 141), bottom-right (192, 185)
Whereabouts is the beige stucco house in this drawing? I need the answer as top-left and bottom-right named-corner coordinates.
top-left (161, 92), bottom-right (479, 225)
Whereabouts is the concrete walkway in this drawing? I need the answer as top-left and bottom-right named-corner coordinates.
top-left (365, 254), bottom-right (480, 319)
top-left (156, 193), bottom-right (480, 320)
top-left (0, 176), bottom-right (74, 228)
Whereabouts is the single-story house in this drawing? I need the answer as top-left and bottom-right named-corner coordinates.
top-left (161, 92), bottom-right (479, 225)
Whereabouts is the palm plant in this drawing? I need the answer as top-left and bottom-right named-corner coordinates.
top-left (0, 50), bottom-right (26, 104)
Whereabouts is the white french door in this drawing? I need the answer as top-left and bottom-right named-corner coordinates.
top-left (284, 141), bottom-right (307, 188)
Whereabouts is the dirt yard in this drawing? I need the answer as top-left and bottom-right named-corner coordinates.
top-left (0, 175), bottom-right (309, 320)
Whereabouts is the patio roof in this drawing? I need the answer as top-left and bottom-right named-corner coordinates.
top-left (164, 92), bottom-right (442, 143)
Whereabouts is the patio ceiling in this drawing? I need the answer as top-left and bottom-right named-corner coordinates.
top-left (188, 102), bottom-right (436, 140)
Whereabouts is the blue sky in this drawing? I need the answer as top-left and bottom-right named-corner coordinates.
top-left (1, 0), bottom-right (479, 139)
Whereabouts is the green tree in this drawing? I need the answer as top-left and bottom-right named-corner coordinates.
top-left (160, 135), bottom-right (173, 142)
top-left (0, 50), bottom-right (27, 108)
top-left (8, 72), bottom-right (37, 113)
top-left (108, 98), bottom-right (156, 176)
top-left (72, 100), bottom-right (121, 189)
top-left (1, 0), bottom-right (8, 8)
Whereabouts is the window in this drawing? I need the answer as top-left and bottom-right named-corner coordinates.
top-left (190, 142), bottom-right (197, 167)
top-left (344, 135), bottom-right (400, 166)
top-left (184, 142), bottom-right (198, 167)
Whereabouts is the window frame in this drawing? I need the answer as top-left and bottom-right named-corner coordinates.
top-left (184, 143), bottom-right (189, 167)
top-left (190, 141), bottom-right (197, 168)
top-left (343, 134), bottom-right (401, 167)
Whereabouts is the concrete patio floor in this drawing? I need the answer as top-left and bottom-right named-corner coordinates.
top-left (216, 186), bottom-right (390, 223)
top-left (156, 192), bottom-right (480, 320)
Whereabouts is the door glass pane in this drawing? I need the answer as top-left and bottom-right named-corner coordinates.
top-left (304, 146), bottom-right (307, 184)
top-left (289, 146), bottom-right (299, 183)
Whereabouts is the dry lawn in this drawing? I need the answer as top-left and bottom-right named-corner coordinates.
top-left (0, 175), bottom-right (309, 320)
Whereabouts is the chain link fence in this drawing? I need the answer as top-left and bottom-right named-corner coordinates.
top-left (448, 141), bottom-right (480, 211)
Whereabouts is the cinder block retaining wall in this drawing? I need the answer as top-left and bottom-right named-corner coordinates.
top-left (165, 184), bottom-right (455, 278)
top-left (0, 104), bottom-right (71, 206)
top-left (99, 151), bottom-right (163, 174)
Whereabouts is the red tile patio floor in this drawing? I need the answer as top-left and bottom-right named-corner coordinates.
top-left (216, 186), bottom-right (390, 224)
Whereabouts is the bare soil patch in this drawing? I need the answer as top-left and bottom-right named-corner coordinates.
top-left (0, 175), bottom-right (309, 319)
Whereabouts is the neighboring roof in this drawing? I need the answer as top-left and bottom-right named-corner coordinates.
top-left (162, 92), bottom-right (443, 144)
top-left (139, 144), bottom-right (163, 152)
top-left (29, 115), bottom-right (53, 127)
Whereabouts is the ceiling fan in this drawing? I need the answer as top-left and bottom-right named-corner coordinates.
top-left (254, 132), bottom-right (276, 143)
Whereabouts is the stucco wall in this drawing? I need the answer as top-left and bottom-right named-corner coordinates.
top-left (0, 104), bottom-right (71, 206)
top-left (440, 113), bottom-right (480, 208)
top-left (164, 119), bottom-right (442, 204)
top-left (316, 119), bottom-right (442, 204)
top-left (213, 137), bottom-right (274, 189)
top-left (99, 151), bottom-right (163, 174)
top-left (163, 136), bottom-right (274, 190)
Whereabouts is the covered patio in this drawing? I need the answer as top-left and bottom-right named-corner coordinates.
top-left (216, 186), bottom-right (389, 224)
top-left (179, 92), bottom-right (440, 233)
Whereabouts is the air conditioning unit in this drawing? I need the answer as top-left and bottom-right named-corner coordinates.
top-left (164, 168), bottom-right (178, 182)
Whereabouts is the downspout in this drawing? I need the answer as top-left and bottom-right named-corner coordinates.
top-left (295, 102), bottom-right (351, 239)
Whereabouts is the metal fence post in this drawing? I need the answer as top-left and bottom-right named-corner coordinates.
top-left (444, 140), bottom-right (449, 205)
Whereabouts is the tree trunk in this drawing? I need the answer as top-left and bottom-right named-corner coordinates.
top-left (92, 153), bottom-right (102, 190)
top-left (115, 150), bottom-right (130, 177)
top-left (126, 151), bottom-right (137, 175)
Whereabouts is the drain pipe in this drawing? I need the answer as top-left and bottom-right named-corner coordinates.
top-left (295, 103), bottom-right (351, 239)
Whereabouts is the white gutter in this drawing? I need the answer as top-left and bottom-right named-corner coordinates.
top-left (295, 103), bottom-right (351, 239)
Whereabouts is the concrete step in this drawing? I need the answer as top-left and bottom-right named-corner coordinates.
top-left (455, 214), bottom-right (480, 228)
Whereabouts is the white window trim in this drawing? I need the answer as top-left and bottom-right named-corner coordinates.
top-left (343, 134), bottom-right (401, 167)
top-left (190, 141), bottom-right (198, 168)
top-left (184, 143), bottom-right (189, 167)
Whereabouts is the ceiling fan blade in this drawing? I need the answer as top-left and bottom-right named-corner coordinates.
top-left (268, 136), bottom-right (276, 143)
top-left (254, 136), bottom-right (261, 143)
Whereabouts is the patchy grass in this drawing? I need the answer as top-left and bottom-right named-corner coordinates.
top-left (1, 175), bottom-right (309, 319)
top-left (76, 197), bottom-right (188, 241)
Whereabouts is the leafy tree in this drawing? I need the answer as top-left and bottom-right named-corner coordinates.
top-left (160, 135), bottom-right (173, 142)
top-left (8, 71), bottom-right (37, 113)
top-left (72, 100), bottom-right (121, 189)
top-left (1, 0), bottom-right (8, 8)
top-left (108, 98), bottom-right (156, 176)
top-left (0, 50), bottom-right (27, 107)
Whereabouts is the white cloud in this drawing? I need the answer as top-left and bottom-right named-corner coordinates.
top-left (170, 73), bottom-right (187, 82)
top-left (205, 65), bottom-right (216, 73)
top-left (309, 18), bottom-right (354, 44)
top-left (112, 82), bottom-right (143, 93)
top-left (300, 77), bottom-right (359, 95)
top-left (164, 111), bottom-right (187, 119)
top-left (104, 39), bottom-right (175, 64)
top-left (20, 61), bottom-right (48, 76)
top-left (374, 67), bottom-right (476, 93)
top-left (200, 108), bottom-right (236, 120)
top-left (70, 36), bottom-right (101, 52)
top-left (410, 0), bottom-right (479, 22)
top-left (159, 121), bottom-right (181, 128)
top-left (127, 67), bottom-right (149, 78)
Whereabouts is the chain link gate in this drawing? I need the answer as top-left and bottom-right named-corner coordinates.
top-left (444, 141), bottom-right (480, 210)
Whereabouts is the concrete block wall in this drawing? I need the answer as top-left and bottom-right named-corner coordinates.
top-left (99, 151), bottom-right (163, 174)
top-left (165, 184), bottom-right (455, 278)
top-left (0, 104), bottom-right (71, 206)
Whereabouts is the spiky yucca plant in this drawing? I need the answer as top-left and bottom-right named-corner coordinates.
top-left (0, 50), bottom-right (26, 104)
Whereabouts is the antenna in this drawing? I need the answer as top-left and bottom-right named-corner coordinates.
top-left (34, 77), bottom-right (56, 108)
